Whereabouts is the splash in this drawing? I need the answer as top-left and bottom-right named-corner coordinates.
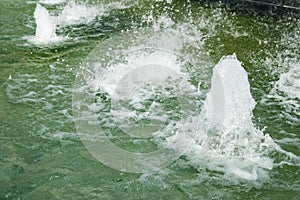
top-left (181, 55), bottom-right (276, 181)
top-left (17, 0), bottom-right (298, 182)
top-left (34, 4), bottom-right (56, 41)
top-left (24, 3), bottom-right (65, 45)
top-left (270, 64), bottom-right (300, 106)
top-left (205, 54), bottom-right (256, 130)
top-left (55, 1), bottom-right (129, 27)
top-left (25, 1), bottom-right (129, 45)
top-left (261, 64), bottom-right (300, 124)
top-left (55, 2), bottom-right (106, 27)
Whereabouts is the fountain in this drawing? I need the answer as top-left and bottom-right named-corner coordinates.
top-left (204, 54), bottom-right (255, 131)
top-left (183, 54), bottom-right (275, 180)
top-left (24, 3), bottom-right (64, 45)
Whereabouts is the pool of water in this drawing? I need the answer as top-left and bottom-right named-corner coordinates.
top-left (0, 0), bottom-right (299, 199)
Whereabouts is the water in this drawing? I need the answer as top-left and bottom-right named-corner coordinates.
top-left (24, 3), bottom-right (65, 45)
top-left (39, 0), bottom-right (66, 5)
top-left (1, 0), bottom-right (300, 199)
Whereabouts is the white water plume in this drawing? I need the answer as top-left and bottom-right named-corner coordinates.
top-left (177, 55), bottom-right (277, 180)
top-left (24, 3), bottom-right (65, 45)
top-left (205, 54), bottom-right (256, 130)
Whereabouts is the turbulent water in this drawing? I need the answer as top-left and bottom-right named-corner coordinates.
top-left (1, 0), bottom-right (300, 199)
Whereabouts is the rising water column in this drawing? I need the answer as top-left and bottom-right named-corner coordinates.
top-left (205, 54), bottom-right (256, 131)
top-left (32, 3), bottom-right (59, 44)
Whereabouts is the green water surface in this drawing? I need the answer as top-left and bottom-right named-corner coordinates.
top-left (0, 0), bottom-right (299, 199)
